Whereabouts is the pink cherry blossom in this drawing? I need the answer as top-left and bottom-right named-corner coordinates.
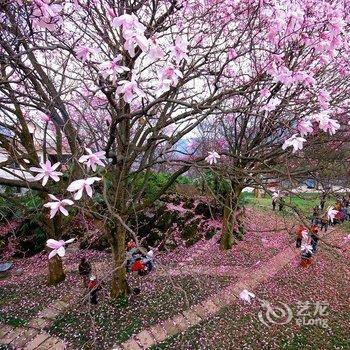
top-left (74, 46), bottom-right (99, 62)
top-left (315, 113), bottom-right (340, 135)
top-left (227, 48), bottom-right (237, 60)
top-left (112, 13), bottom-right (145, 32)
top-left (99, 55), bottom-right (130, 81)
top-left (39, 113), bottom-right (50, 122)
top-left (116, 77), bottom-right (145, 103)
top-left (297, 119), bottom-right (313, 137)
top-left (205, 151), bottom-right (221, 165)
top-left (318, 89), bottom-right (331, 109)
top-left (46, 237), bottom-right (75, 259)
top-left (30, 160), bottom-right (62, 186)
top-left (293, 71), bottom-right (316, 86)
top-left (148, 37), bottom-right (165, 60)
top-left (259, 87), bottom-right (270, 98)
top-left (67, 177), bottom-right (101, 200)
top-left (274, 66), bottom-right (294, 85)
top-left (78, 148), bottom-right (106, 171)
top-left (282, 134), bottom-right (306, 153)
top-left (156, 65), bottom-right (183, 94)
top-left (43, 194), bottom-right (74, 219)
top-left (123, 29), bottom-right (149, 57)
top-left (170, 37), bottom-right (189, 63)
top-left (112, 14), bottom-right (149, 57)
top-left (262, 97), bottom-right (280, 112)
top-left (31, 0), bottom-right (62, 31)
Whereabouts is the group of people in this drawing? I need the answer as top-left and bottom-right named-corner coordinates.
top-left (126, 240), bottom-right (155, 276)
top-left (271, 191), bottom-right (285, 211)
top-left (77, 240), bottom-right (155, 304)
top-left (295, 193), bottom-right (350, 267)
top-left (78, 257), bottom-right (101, 304)
top-left (311, 194), bottom-right (350, 232)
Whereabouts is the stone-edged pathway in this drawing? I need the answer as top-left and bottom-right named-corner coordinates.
top-left (156, 264), bottom-right (250, 278)
top-left (111, 243), bottom-right (303, 350)
top-left (0, 298), bottom-right (70, 349)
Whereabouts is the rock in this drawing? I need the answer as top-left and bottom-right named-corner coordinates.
top-left (194, 202), bottom-right (212, 218)
top-left (183, 198), bottom-right (195, 209)
top-left (205, 229), bottom-right (216, 240)
top-left (183, 210), bottom-right (195, 221)
top-left (0, 262), bottom-right (13, 272)
top-left (182, 218), bottom-right (202, 246)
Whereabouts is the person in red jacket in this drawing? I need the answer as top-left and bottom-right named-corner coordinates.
top-left (296, 225), bottom-right (305, 248)
top-left (131, 257), bottom-right (147, 275)
top-left (88, 275), bottom-right (100, 305)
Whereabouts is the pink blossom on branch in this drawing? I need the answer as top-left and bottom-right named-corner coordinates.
top-left (112, 13), bottom-right (145, 32)
top-left (318, 89), bottom-right (331, 109)
top-left (67, 177), bottom-right (101, 200)
top-left (205, 151), bottom-right (221, 165)
top-left (297, 119), bottom-right (313, 137)
top-left (98, 55), bottom-right (130, 81)
top-left (314, 113), bottom-right (340, 135)
top-left (282, 134), bottom-right (306, 153)
top-left (30, 160), bottom-right (62, 186)
top-left (112, 13), bottom-right (149, 57)
top-left (156, 65), bottom-right (183, 94)
top-left (78, 148), bottom-right (106, 171)
top-left (170, 37), bottom-right (189, 63)
top-left (74, 46), bottom-right (99, 62)
top-left (116, 77), bottom-right (145, 103)
top-left (123, 30), bottom-right (149, 57)
top-left (43, 194), bottom-right (74, 218)
top-left (46, 238), bottom-right (75, 259)
top-left (148, 37), bottom-right (165, 61)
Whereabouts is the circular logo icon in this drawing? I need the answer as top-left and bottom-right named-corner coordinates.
top-left (258, 300), bottom-right (293, 326)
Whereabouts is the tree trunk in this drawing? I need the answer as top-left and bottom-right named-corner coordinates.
top-left (220, 185), bottom-right (242, 250)
top-left (46, 215), bottom-right (66, 285)
top-left (110, 225), bottom-right (129, 298)
top-left (47, 255), bottom-right (66, 285)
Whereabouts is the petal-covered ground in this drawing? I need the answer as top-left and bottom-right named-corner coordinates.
top-left (1, 205), bottom-right (349, 349)
top-left (151, 228), bottom-right (350, 350)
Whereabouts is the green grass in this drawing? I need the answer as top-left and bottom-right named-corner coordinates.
top-left (242, 192), bottom-right (334, 217)
top-left (0, 314), bottom-right (26, 327)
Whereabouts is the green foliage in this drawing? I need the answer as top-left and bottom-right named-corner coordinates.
top-left (195, 171), bottom-right (231, 197)
top-left (129, 171), bottom-right (193, 200)
top-left (242, 192), bottom-right (333, 216)
top-left (0, 190), bottom-right (42, 222)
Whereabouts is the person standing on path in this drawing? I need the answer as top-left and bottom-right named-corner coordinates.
top-left (78, 257), bottom-right (92, 287)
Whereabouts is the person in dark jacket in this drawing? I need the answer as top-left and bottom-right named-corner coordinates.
top-left (78, 257), bottom-right (92, 287)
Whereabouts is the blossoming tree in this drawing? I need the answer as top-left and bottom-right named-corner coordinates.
top-left (0, 0), bottom-right (349, 293)
top-left (188, 0), bottom-right (350, 248)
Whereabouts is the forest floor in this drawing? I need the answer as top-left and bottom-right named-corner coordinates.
top-left (0, 200), bottom-right (349, 350)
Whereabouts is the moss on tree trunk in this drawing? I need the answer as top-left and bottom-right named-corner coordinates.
top-left (46, 215), bottom-right (66, 285)
top-left (220, 185), bottom-right (242, 250)
top-left (47, 255), bottom-right (66, 285)
top-left (110, 224), bottom-right (129, 298)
